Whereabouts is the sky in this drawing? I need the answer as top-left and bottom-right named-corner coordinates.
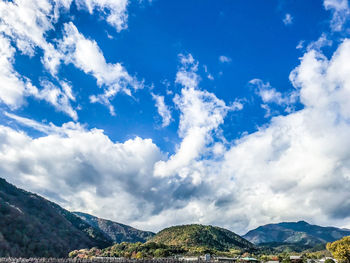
top-left (1, 0), bottom-right (350, 234)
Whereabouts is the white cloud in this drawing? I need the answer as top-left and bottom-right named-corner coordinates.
top-left (5, 111), bottom-right (83, 134)
top-left (0, 30), bottom-right (76, 118)
top-left (0, 0), bottom-right (71, 75)
top-left (154, 54), bottom-right (232, 180)
top-left (223, 38), bottom-right (350, 231)
top-left (35, 80), bottom-right (77, 120)
top-left (283, 13), bottom-right (293, 25)
top-left (219, 55), bottom-right (232, 64)
top-left (250, 78), bottom-right (298, 107)
top-left (151, 93), bottom-right (172, 128)
top-left (75, 0), bottom-right (129, 32)
top-left (0, 0), bottom-right (70, 108)
top-left (306, 33), bottom-right (333, 51)
top-left (296, 40), bottom-right (305, 50)
top-left (0, 35), bottom-right (32, 108)
top-left (58, 22), bottom-right (142, 115)
top-left (153, 87), bottom-right (229, 179)
top-left (0, 0), bottom-right (135, 118)
top-left (175, 54), bottom-right (200, 89)
top-left (0, 118), bottom-right (167, 226)
top-left (324, 0), bottom-right (350, 31)
top-left (231, 100), bottom-right (244, 111)
top-left (203, 65), bottom-right (214, 80)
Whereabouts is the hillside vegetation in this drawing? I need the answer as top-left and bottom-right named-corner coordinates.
top-left (69, 224), bottom-right (255, 259)
top-left (0, 178), bottom-right (112, 257)
top-left (150, 224), bottom-right (254, 252)
top-left (74, 212), bottom-right (155, 243)
top-left (327, 236), bottom-right (350, 263)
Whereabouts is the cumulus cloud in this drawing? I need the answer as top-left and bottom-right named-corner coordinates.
top-left (324, 0), bottom-right (350, 31)
top-left (222, 38), bottom-right (350, 231)
top-left (0, 118), bottom-right (167, 223)
top-left (155, 54), bottom-right (233, 179)
top-left (151, 93), bottom-right (172, 128)
top-left (59, 22), bottom-right (142, 115)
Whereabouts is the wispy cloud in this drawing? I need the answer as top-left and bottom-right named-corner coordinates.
top-left (59, 22), bottom-right (142, 116)
top-left (218, 55), bottom-right (232, 63)
top-left (324, 0), bottom-right (350, 31)
top-left (283, 13), bottom-right (293, 25)
top-left (151, 93), bottom-right (173, 128)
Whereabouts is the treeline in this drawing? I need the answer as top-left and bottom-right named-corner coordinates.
top-left (0, 259), bottom-right (211, 263)
top-left (69, 242), bottom-right (187, 259)
top-left (68, 241), bottom-right (257, 259)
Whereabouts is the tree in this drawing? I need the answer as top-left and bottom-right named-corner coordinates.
top-left (135, 251), bottom-right (144, 259)
top-left (154, 248), bottom-right (167, 258)
top-left (327, 236), bottom-right (350, 263)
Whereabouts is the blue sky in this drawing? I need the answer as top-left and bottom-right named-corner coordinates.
top-left (5, 0), bottom-right (329, 149)
top-left (1, 0), bottom-right (350, 233)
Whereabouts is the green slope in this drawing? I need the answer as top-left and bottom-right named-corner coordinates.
top-left (150, 224), bottom-right (254, 251)
top-left (0, 178), bottom-right (112, 258)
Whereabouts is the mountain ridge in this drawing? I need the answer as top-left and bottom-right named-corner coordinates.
top-left (2, 177), bottom-right (350, 257)
top-left (243, 220), bottom-right (350, 249)
top-left (149, 224), bottom-right (255, 252)
top-left (0, 177), bottom-right (112, 257)
top-left (73, 211), bottom-right (155, 243)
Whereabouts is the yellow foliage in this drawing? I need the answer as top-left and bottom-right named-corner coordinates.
top-left (327, 236), bottom-right (350, 263)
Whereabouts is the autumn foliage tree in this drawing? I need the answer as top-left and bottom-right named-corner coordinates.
top-left (327, 236), bottom-right (350, 263)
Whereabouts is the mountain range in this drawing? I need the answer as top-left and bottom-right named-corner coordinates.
top-left (0, 178), bottom-right (153, 258)
top-left (243, 221), bottom-right (350, 251)
top-left (0, 178), bottom-right (111, 257)
top-left (2, 177), bottom-right (350, 258)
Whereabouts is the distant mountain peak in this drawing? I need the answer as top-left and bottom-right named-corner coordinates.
top-left (243, 220), bottom-right (350, 250)
top-left (296, 220), bottom-right (309, 225)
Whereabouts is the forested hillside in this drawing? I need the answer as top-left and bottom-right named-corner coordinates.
top-left (0, 178), bottom-right (112, 258)
top-left (150, 224), bottom-right (255, 252)
top-left (74, 212), bottom-right (155, 243)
